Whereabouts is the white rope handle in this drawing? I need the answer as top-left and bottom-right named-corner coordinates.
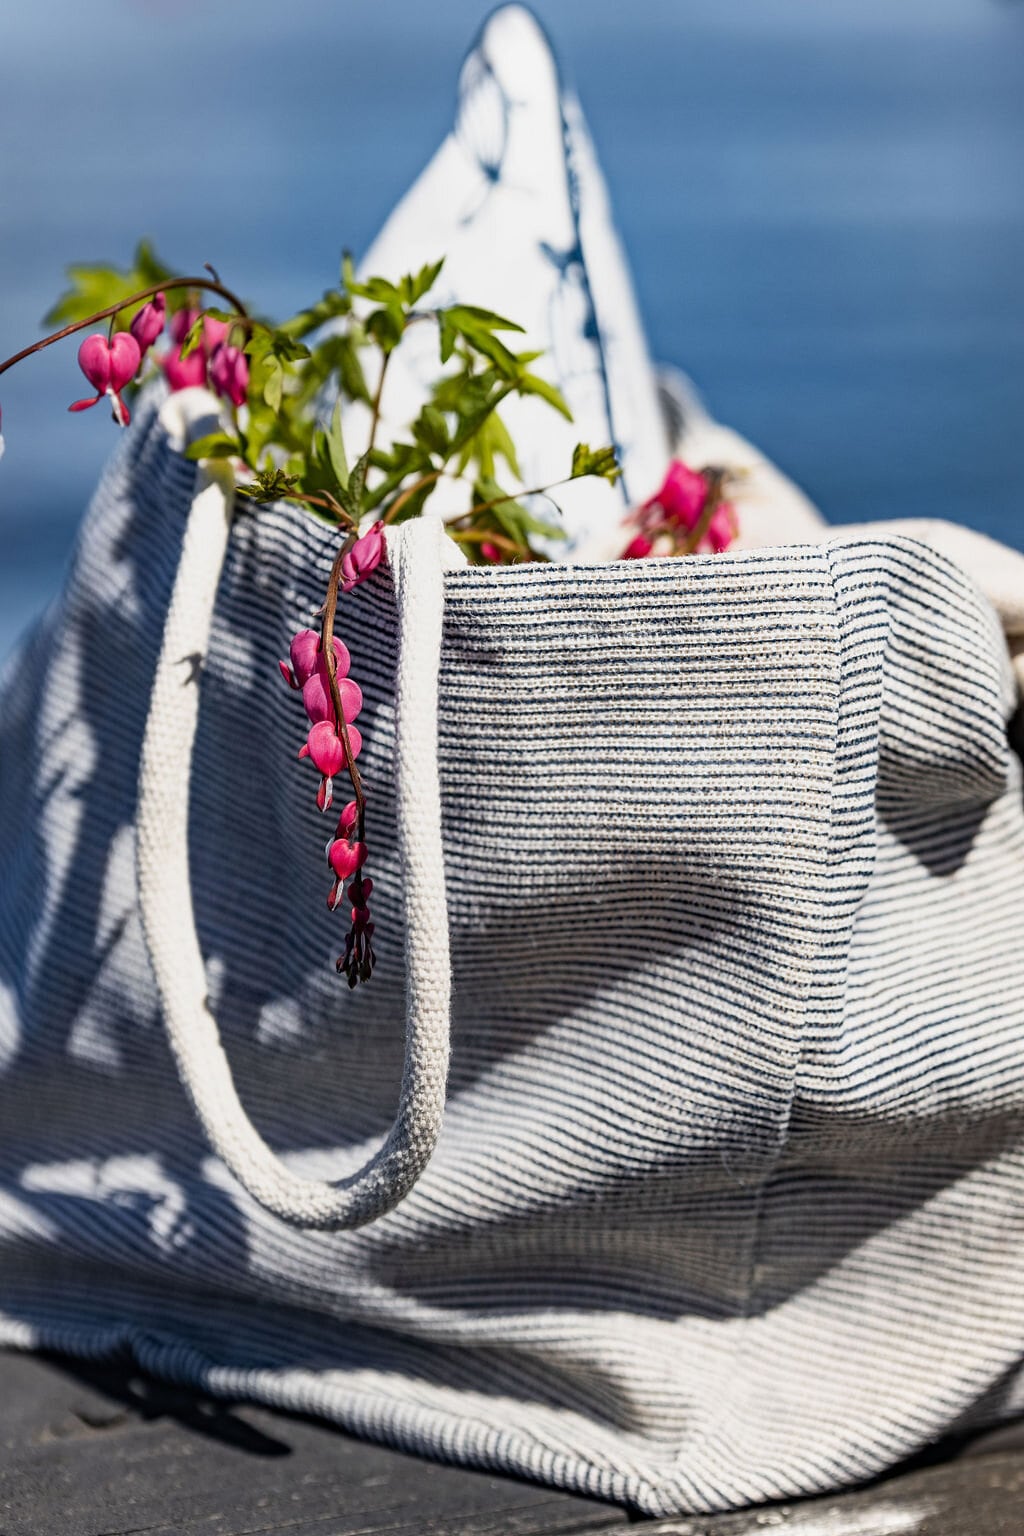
top-left (136, 472), bottom-right (457, 1229)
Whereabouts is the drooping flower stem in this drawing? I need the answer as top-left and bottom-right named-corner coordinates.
top-left (0, 276), bottom-right (250, 381)
top-left (320, 538), bottom-right (367, 838)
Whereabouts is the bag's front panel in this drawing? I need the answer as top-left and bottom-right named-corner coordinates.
top-left (4, 410), bottom-right (1024, 1515)
top-left (746, 538), bottom-right (1024, 1498)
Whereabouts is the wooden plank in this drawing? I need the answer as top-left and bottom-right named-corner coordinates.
top-left (0, 1350), bottom-right (623, 1536)
top-left (3, 1348), bottom-right (1024, 1536)
top-left (599, 1430), bottom-right (1024, 1536)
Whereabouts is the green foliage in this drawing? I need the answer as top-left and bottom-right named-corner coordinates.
top-left (184, 432), bottom-right (239, 462)
top-left (236, 466), bottom-right (301, 504)
top-left (51, 242), bottom-right (623, 559)
top-left (571, 443), bottom-right (622, 483)
top-left (45, 241), bottom-right (180, 331)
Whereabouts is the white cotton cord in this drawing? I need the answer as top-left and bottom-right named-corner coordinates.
top-left (136, 483), bottom-right (457, 1229)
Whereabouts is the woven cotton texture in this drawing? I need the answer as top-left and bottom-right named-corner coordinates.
top-left (2, 405), bottom-right (1024, 1517)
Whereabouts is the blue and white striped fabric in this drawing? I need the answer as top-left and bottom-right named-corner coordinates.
top-left (2, 403), bottom-right (1024, 1516)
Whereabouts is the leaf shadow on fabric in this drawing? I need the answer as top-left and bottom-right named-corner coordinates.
top-left (0, 407), bottom-right (253, 1294)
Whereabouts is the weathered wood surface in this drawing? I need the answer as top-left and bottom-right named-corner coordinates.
top-left (2, 1349), bottom-right (1023, 1536)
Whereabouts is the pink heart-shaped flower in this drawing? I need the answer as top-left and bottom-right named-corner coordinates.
top-left (301, 672), bottom-right (363, 726)
top-left (108, 331), bottom-right (142, 392)
top-left (328, 837), bottom-right (368, 882)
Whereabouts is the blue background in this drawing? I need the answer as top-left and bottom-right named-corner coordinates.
top-left (1, 0), bottom-right (1021, 660)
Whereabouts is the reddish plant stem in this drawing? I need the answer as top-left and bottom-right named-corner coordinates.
top-left (245, 485), bottom-right (353, 527)
top-left (448, 527), bottom-right (523, 557)
top-left (456, 476), bottom-right (571, 519)
top-left (0, 276), bottom-right (250, 380)
top-left (381, 468), bottom-right (443, 524)
top-left (320, 537), bottom-right (366, 839)
top-left (678, 467), bottom-right (727, 556)
top-left (365, 348), bottom-right (391, 462)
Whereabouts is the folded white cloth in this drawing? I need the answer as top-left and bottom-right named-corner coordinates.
top-left (827, 519), bottom-right (1024, 697)
top-left (660, 373), bottom-right (1024, 699)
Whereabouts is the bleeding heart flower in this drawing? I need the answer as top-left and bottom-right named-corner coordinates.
top-left (162, 343), bottom-right (208, 392)
top-left (203, 316), bottom-right (230, 352)
top-left (705, 502), bottom-right (738, 554)
top-left (301, 671), bottom-right (363, 726)
top-left (305, 720), bottom-right (347, 778)
top-left (336, 801), bottom-right (359, 840)
top-left (341, 521), bottom-right (386, 593)
top-left (622, 460), bottom-right (738, 559)
top-left (622, 534), bottom-right (653, 560)
top-left (328, 836), bottom-right (368, 883)
top-left (643, 460), bottom-right (708, 531)
top-left (208, 343), bottom-right (249, 408)
top-left (130, 292), bottom-right (166, 354)
top-left (278, 631), bottom-right (349, 691)
top-left (280, 630), bottom-right (374, 984)
top-left (69, 332), bottom-right (141, 427)
top-left (299, 719), bottom-right (362, 812)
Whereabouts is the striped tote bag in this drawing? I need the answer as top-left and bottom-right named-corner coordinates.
top-left (2, 394), bottom-right (1024, 1518)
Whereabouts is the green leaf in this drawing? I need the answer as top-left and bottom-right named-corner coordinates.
top-left (262, 359), bottom-right (284, 412)
top-left (409, 258), bottom-right (445, 305)
top-left (236, 466), bottom-right (299, 505)
top-left (412, 404), bottom-right (450, 457)
top-left (570, 442), bottom-right (622, 483)
top-left (516, 372), bottom-right (573, 421)
top-left (347, 450), bottom-right (370, 516)
top-left (440, 308), bottom-right (520, 377)
top-left (184, 432), bottom-right (240, 462)
top-left (179, 317), bottom-right (206, 360)
top-left (472, 476), bottom-right (565, 547)
top-left (335, 334), bottom-right (372, 403)
top-left (447, 381), bottom-right (517, 461)
top-left (443, 304), bottom-right (525, 335)
top-left (326, 399), bottom-right (349, 486)
top-left (464, 327), bottom-right (520, 379)
top-left (438, 313), bottom-right (458, 364)
top-left (351, 275), bottom-right (402, 304)
top-left (243, 402), bottom-right (277, 464)
top-left (244, 329), bottom-right (273, 363)
top-left (475, 410), bottom-right (520, 481)
top-left (132, 239), bottom-right (172, 287)
top-left (277, 288), bottom-right (351, 340)
top-left (267, 329), bottom-right (311, 363)
top-left (365, 304), bottom-right (404, 353)
top-left (43, 239), bottom-right (176, 330)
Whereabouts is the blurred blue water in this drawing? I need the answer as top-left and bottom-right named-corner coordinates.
top-left (1, 0), bottom-right (1022, 659)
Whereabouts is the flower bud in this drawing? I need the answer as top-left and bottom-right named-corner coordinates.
top-left (130, 292), bottom-right (166, 354)
top-left (170, 308), bottom-right (199, 345)
top-left (208, 343), bottom-right (249, 408)
top-left (341, 521), bottom-right (386, 593)
top-left (162, 344), bottom-right (207, 392)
